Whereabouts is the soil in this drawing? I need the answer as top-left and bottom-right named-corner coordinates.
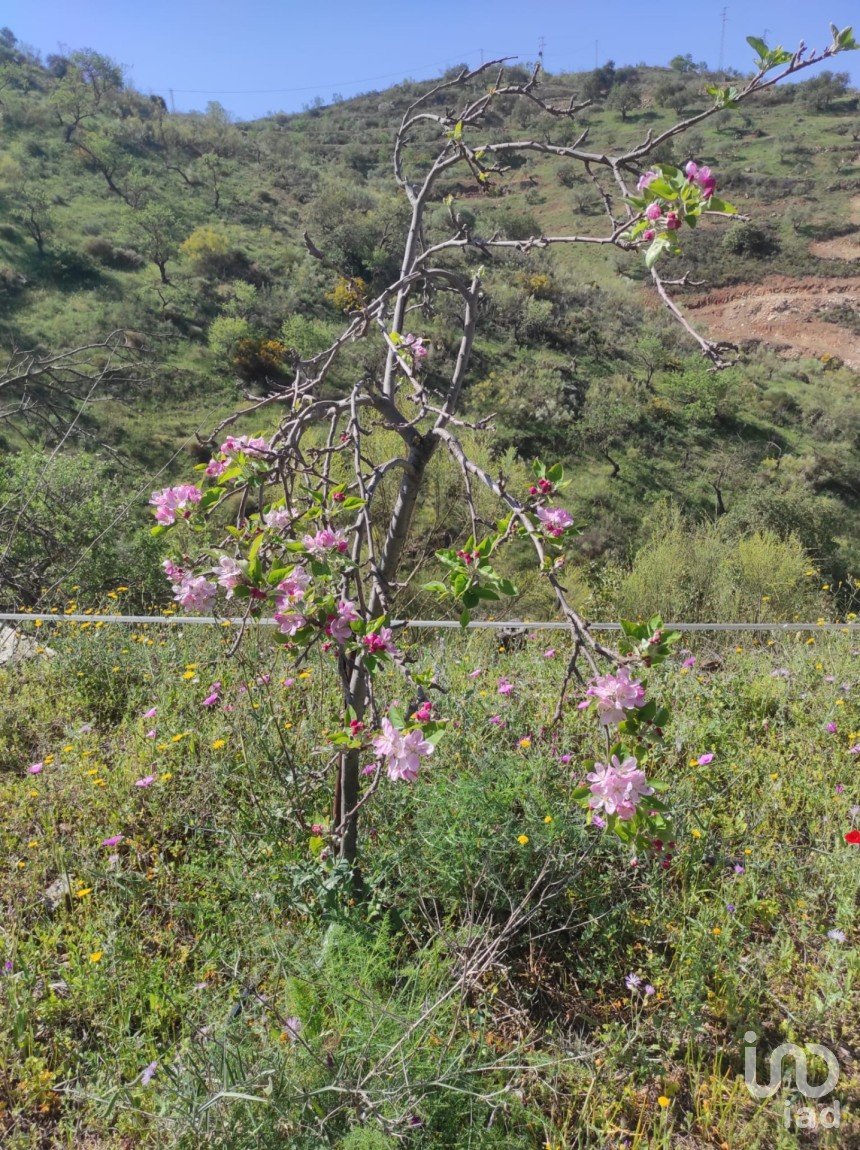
top-left (686, 275), bottom-right (860, 369)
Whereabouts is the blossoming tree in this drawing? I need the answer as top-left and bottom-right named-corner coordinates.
top-left (151, 28), bottom-right (855, 865)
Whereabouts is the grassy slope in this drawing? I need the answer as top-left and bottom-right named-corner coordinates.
top-left (0, 52), bottom-right (857, 588)
top-left (0, 621), bottom-right (857, 1147)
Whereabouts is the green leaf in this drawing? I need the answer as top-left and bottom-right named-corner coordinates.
top-left (150, 523), bottom-right (170, 537)
top-left (422, 581), bottom-right (448, 595)
top-left (746, 35), bottom-right (769, 58)
top-left (706, 197), bottom-right (736, 215)
top-left (547, 462), bottom-right (564, 483)
top-left (459, 608), bottom-right (471, 629)
top-left (453, 120), bottom-right (463, 141)
top-left (497, 579), bottom-right (518, 597)
top-left (247, 533), bottom-right (264, 582)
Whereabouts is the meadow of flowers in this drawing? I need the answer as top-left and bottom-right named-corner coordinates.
top-left (0, 612), bottom-right (857, 1148)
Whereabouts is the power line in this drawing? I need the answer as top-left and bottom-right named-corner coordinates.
top-left (168, 48), bottom-right (493, 97)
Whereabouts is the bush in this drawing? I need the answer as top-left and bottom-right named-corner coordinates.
top-left (614, 510), bottom-right (822, 622)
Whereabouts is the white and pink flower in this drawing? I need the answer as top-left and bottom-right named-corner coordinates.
top-left (150, 484), bottom-right (202, 526)
top-left (581, 667), bottom-right (646, 725)
top-left (373, 717), bottom-right (434, 782)
top-left (587, 754), bottom-right (653, 821)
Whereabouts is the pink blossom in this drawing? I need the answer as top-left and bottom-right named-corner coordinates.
top-left (283, 1016), bottom-right (302, 1042)
top-left (536, 506), bottom-right (574, 537)
top-left (591, 813), bottom-right (606, 830)
top-left (413, 701), bottom-right (433, 722)
top-left (697, 752), bottom-right (715, 766)
top-left (328, 599), bottom-right (359, 644)
top-left (361, 763), bottom-right (376, 776)
top-left (468, 668), bottom-right (482, 678)
top-left (213, 555), bottom-right (243, 595)
top-left (174, 574), bottom-right (217, 612)
top-left (162, 559), bottom-right (185, 585)
top-left (363, 627), bottom-right (398, 656)
top-left (143, 707), bottom-right (157, 719)
top-left (145, 729), bottom-right (156, 738)
top-left (489, 714), bottom-right (505, 726)
top-left (582, 667), bottom-right (646, 725)
top-left (402, 333), bottom-right (428, 360)
top-left (826, 722), bottom-right (838, 734)
top-left (205, 457), bottom-right (227, 478)
top-left (202, 682), bottom-right (221, 707)
top-left (637, 170), bottom-right (658, 191)
top-left (587, 754), bottom-right (653, 821)
top-left (849, 744), bottom-right (860, 756)
top-left (275, 567), bottom-right (311, 608)
top-left (102, 834), bottom-right (124, 847)
top-left (274, 611), bottom-right (307, 637)
top-left (642, 228), bottom-right (655, 241)
top-left (263, 507), bottom-right (292, 533)
top-left (135, 774), bottom-right (156, 788)
top-left (544, 648), bottom-right (556, 659)
top-left (220, 435), bottom-right (269, 458)
top-left (665, 212), bottom-right (681, 231)
top-left (681, 656), bottom-right (696, 669)
top-left (645, 202), bottom-right (662, 221)
top-left (149, 484), bottom-right (202, 525)
top-left (302, 527), bottom-right (349, 555)
top-left (27, 762), bottom-right (43, 775)
top-left (140, 1061), bottom-right (158, 1085)
top-left (373, 718), bottom-right (434, 782)
top-left (497, 677), bottom-right (513, 696)
top-left (687, 161), bottom-right (716, 197)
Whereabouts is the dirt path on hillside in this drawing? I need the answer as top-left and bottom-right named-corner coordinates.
top-left (686, 276), bottom-right (859, 369)
top-left (809, 194), bottom-right (860, 263)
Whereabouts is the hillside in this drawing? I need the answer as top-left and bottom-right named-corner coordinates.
top-left (0, 32), bottom-right (858, 606)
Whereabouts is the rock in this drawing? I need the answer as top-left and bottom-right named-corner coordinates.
top-left (41, 875), bottom-right (74, 913)
top-left (0, 625), bottom-right (55, 665)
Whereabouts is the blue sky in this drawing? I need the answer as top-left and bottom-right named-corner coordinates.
top-left (4, 0), bottom-right (857, 120)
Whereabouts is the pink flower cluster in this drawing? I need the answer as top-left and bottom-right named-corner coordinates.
top-left (327, 599), bottom-right (359, 644)
top-left (163, 559), bottom-right (216, 612)
top-left (275, 566), bottom-right (311, 608)
top-left (302, 527), bottom-right (349, 555)
top-left (587, 754), bottom-right (654, 821)
top-left (685, 160), bottom-right (716, 198)
top-left (581, 667), bottom-right (646, 726)
top-left (213, 555), bottom-right (243, 595)
top-left (402, 333), bottom-right (427, 360)
top-left (536, 506), bottom-right (574, 537)
top-left (373, 717), bottom-right (434, 782)
top-left (205, 436), bottom-right (269, 477)
top-left (150, 485), bottom-right (202, 525)
top-left (363, 627), bottom-right (398, 656)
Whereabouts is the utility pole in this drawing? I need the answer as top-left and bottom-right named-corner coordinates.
top-left (538, 35), bottom-right (545, 64)
top-left (718, 7), bottom-right (728, 73)
top-left (169, 87), bottom-right (175, 113)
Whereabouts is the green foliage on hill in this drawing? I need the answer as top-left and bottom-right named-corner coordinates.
top-left (0, 32), bottom-right (857, 602)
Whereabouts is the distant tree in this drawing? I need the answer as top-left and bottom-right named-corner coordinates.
top-left (51, 50), bottom-right (123, 142)
top-left (607, 80), bottom-right (641, 120)
top-left (126, 203), bottom-right (184, 283)
top-left (669, 53), bottom-right (708, 73)
top-left (14, 186), bottom-right (54, 254)
top-left (0, 27), bottom-right (17, 50)
top-left (797, 70), bottom-right (851, 111)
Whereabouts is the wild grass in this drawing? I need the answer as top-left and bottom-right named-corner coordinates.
top-left (0, 618), bottom-right (857, 1147)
